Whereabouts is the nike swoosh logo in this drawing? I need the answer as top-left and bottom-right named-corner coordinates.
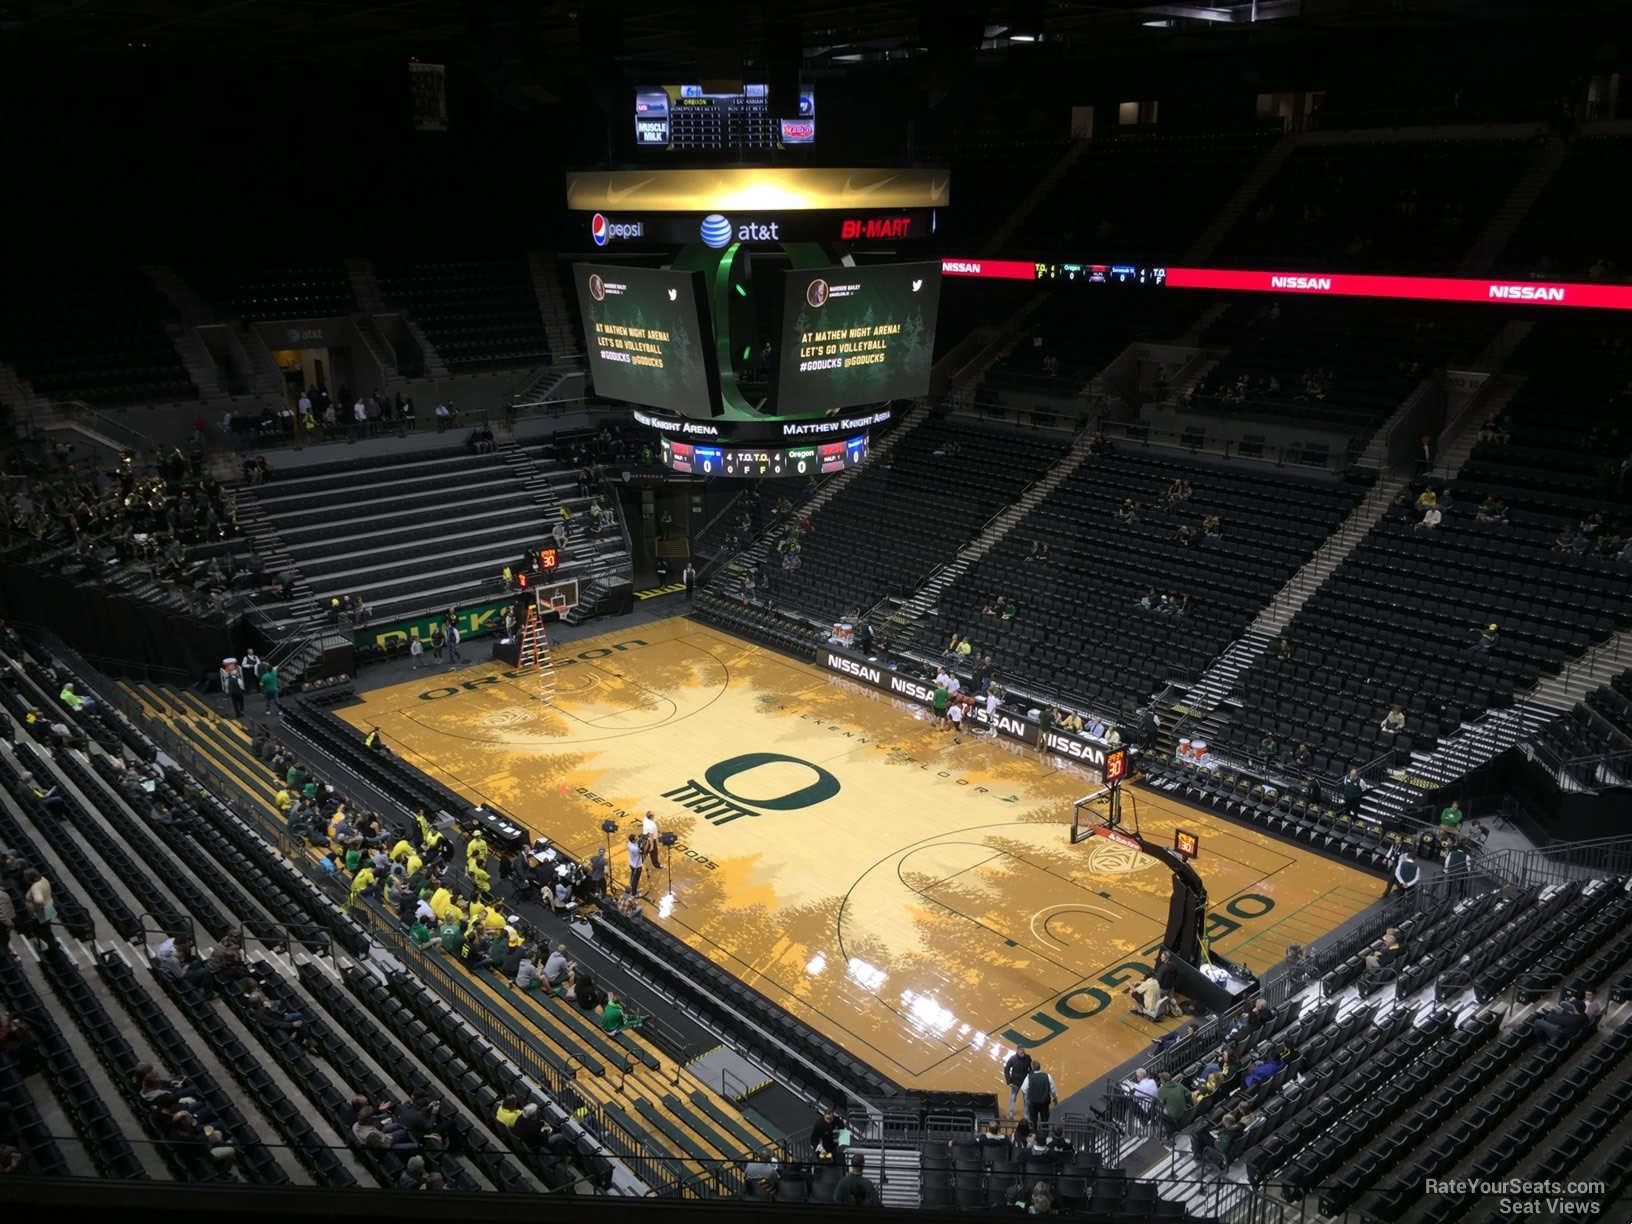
top-left (930, 175), bottom-right (950, 202)
top-left (843, 174), bottom-right (896, 197)
top-left (604, 177), bottom-right (656, 202)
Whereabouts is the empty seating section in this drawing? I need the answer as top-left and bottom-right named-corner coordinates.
top-left (1465, 316), bottom-right (1632, 509)
top-left (0, 267), bottom-right (193, 405)
top-left (931, 140), bottom-right (1068, 254)
top-left (1497, 136), bottom-right (1632, 281)
top-left (933, 277), bottom-right (1034, 358)
top-left (768, 419), bottom-right (1069, 614)
top-left (241, 445), bottom-right (545, 621)
top-left (1226, 315), bottom-right (1632, 772)
top-left (184, 259), bottom-right (357, 321)
top-left (374, 256), bottom-right (549, 371)
top-left (985, 292), bottom-right (1206, 391)
top-left (1226, 484), bottom-right (1626, 773)
top-left (1535, 669), bottom-right (1632, 790)
top-left (1214, 138), bottom-right (1533, 273)
top-left (1012, 129), bottom-right (1279, 263)
top-left (1192, 298), bottom-right (1494, 441)
top-left (918, 450), bottom-right (1368, 719)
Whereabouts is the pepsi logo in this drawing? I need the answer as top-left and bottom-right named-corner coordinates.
top-left (591, 212), bottom-right (608, 246)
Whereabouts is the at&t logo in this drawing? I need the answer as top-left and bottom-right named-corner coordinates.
top-left (700, 214), bottom-right (733, 248)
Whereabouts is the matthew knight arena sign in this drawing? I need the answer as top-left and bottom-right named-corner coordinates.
top-left (819, 649), bottom-right (1118, 781)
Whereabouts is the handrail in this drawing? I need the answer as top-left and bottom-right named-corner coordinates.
top-left (1094, 418), bottom-right (1352, 474)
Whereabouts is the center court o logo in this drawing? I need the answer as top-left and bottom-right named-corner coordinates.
top-left (702, 752), bottom-right (840, 811)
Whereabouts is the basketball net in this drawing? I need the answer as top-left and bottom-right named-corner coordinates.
top-left (517, 604), bottom-right (557, 703)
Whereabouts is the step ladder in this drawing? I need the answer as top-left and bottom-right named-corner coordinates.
top-left (516, 604), bottom-right (557, 703)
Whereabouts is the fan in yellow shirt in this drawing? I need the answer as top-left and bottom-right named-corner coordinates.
top-left (346, 866), bottom-right (376, 910)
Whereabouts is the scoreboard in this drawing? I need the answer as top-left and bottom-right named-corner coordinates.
top-left (634, 85), bottom-right (816, 152)
top-left (660, 434), bottom-right (867, 478)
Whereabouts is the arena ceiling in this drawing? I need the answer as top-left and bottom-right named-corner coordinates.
top-left (0, 0), bottom-right (1615, 67)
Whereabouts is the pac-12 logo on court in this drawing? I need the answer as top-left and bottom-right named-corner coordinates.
top-left (661, 752), bottom-right (840, 826)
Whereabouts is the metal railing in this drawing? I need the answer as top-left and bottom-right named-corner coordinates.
top-left (1094, 418), bottom-right (1352, 474)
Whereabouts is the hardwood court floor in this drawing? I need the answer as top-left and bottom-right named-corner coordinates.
top-left (339, 617), bottom-right (1378, 1096)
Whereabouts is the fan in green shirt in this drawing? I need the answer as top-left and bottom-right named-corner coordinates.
top-left (932, 685), bottom-right (949, 716)
top-left (1439, 801), bottom-right (1463, 830)
top-left (437, 921), bottom-right (462, 953)
top-left (833, 1157), bottom-right (881, 1206)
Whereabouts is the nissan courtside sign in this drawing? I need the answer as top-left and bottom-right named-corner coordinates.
top-left (819, 649), bottom-right (1113, 780)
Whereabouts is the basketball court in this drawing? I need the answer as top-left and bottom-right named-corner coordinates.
top-left (337, 616), bottom-right (1377, 1096)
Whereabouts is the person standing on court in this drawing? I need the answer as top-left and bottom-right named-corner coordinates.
top-left (640, 810), bottom-right (661, 872)
top-left (932, 677), bottom-right (949, 729)
top-left (682, 560), bottom-right (696, 601)
top-left (588, 847), bottom-right (608, 897)
top-left (446, 622), bottom-right (462, 665)
top-left (625, 833), bottom-right (644, 897)
top-left (1023, 1061), bottom-right (1058, 1128)
top-left (1003, 1049), bottom-right (1034, 1119)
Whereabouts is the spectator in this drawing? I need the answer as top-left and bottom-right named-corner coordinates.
top-left (1584, 989), bottom-right (1603, 1020)
top-left (1244, 1051), bottom-right (1285, 1090)
top-left (58, 680), bottom-right (97, 717)
top-left (1417, 505), bottom-right (1442, 530)
top-left (1293, 742), bottom-right (1313, 769)
top-left (1364, 927), bottom-right (1405, 972)
top-left (1258, 732), bottom-right (1278, 758)
top-left (1467, 623), bottom-right (1499, 654)
top-left (1381, 705), bottom-right (1406, 734)
top-left (1532, 995), bottom-right (1589, 1042)
top-left (513, 1103), bottom-right (576, 1160)
top-left (1155, 1071), bottom-right (1189, 1133)
top-left (1213, 1113), bottom-right (1244, 1160)
top-left (833, 1154), bottom-right (881, 1206)
top-left (600, 993), bottom-right (640, 1034)
top-left (1439, 799), bottom-right (1464, 832)
top-left (495, 1094), bottom-right (523, 1129)
top-left (1130, 1067), bottom-right (1158, 1106)
top-left (18, 774), bottom-right (67, 819)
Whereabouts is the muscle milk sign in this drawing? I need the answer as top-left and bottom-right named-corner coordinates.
top-left (820, 649), bottom-right (1111, 777)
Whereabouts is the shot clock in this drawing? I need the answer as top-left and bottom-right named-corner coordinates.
top-left (660, 434), bottom-right (868, 478)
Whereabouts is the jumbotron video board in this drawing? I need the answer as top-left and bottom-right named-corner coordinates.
top-left (775, 261), bottom-right (943, 415)
top-left (572, 263), bottom-right (719, 414)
